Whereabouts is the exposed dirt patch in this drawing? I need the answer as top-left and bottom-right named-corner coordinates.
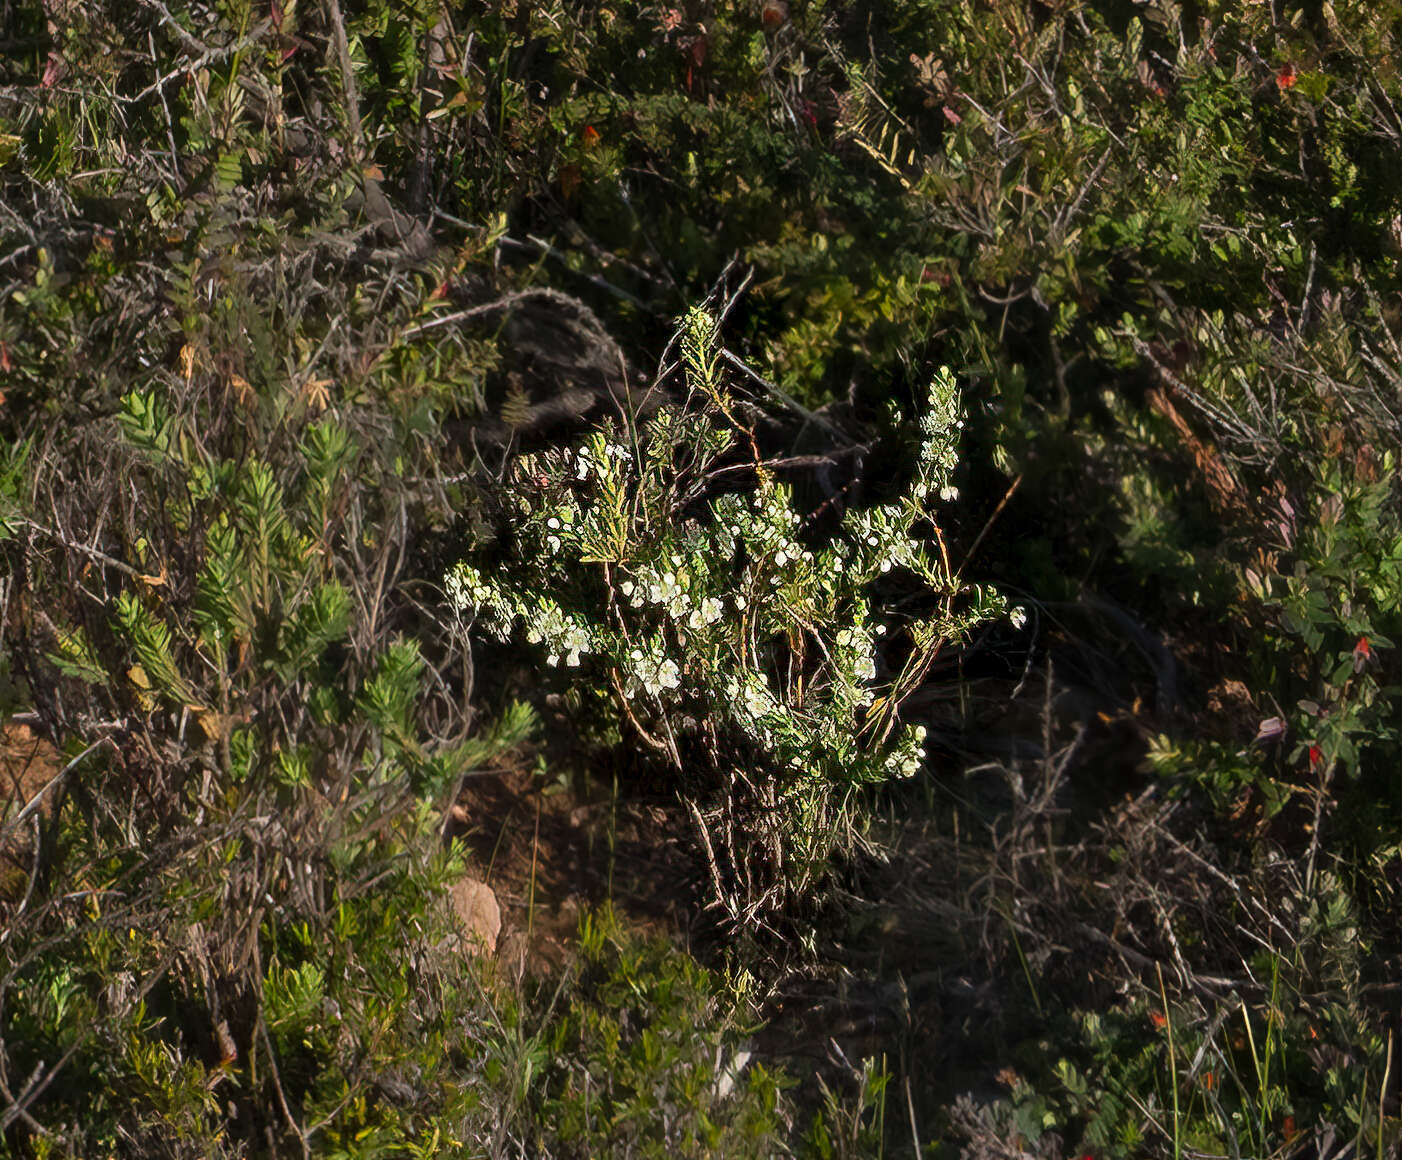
top-left (0, 719), bottom-right (63, 900)
top-left (446, 768), bottom-right (703, 975)
top-left (0, 719), bottom-right (61, 814)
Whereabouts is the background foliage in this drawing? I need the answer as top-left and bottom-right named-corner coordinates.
top-left (4, 0), bottom-right (1402, 1155)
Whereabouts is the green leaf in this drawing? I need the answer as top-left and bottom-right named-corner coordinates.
top-left (113, 591), bottom-right (199, 707)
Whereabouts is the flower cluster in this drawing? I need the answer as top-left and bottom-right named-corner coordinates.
top-left (449, 563), bottom-right (596, 668)
top-left (886, 724), bottom-right (928, 778)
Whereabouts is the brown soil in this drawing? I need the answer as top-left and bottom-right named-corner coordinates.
top-left (445, 768), bottom-right (701, 976)
top-left (0, 719), bottom-right (63, 898)
top-left (0, 719), bottom-right (61, 811)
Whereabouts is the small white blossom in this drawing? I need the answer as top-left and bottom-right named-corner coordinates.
top-left (939, 485), bottom-right (960, 502)
top-left (742, 681), bottom-right (771, 720)
top-left (688, 596), bottom-right (724, 629)
top-left (1009, 606), bottom-right (1028, 630)
top-left (560, 623), bottom-right (591, 666)
top-left (649, 571), bottom-right (684, 607)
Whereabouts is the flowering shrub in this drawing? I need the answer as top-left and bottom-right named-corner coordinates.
top-left (449, 306), bottom-right (1005, 915)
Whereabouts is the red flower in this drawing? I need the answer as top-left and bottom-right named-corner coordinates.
top-left (580, 125), bottom-right (600, 148)
top-left (1277, 64), bottom-right (1298, 91)
top-left (1150, 1010), bottom-right (1167, 1029)
top-left (1354, 635), bottom-right (1372, 672)
top-left (1308, 744), bottom-right (1323, 771)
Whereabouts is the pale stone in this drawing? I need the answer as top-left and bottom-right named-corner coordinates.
top-left (448, 877), bottom-right (501, 956)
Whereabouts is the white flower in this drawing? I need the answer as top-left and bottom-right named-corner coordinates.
top-left (1009, 606), bottom-right (1027, 630)
top-left (636, 651), bottom-right (682, 696)
top-left (561, 623), bottom-right (591, 666)
top-left (688, 596), bottom-right (723, 630)
top-left (939, 485), bottom-right (960, 502)
top-left (649, 571), bottom-right (684, 607)
top-left (742, 681), bottom-right (770, 720)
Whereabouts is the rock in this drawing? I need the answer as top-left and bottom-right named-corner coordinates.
top-left (448, 877), bottom-right (501, 956)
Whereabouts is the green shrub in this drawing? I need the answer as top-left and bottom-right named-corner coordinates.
top-left (531, 906), bottom-right (789, 1158)
top-left (448, 306), bottom-right (1005, 918)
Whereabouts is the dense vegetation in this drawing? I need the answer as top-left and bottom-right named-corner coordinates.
top-left (4, 0), bottom-right (1402, 1154)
